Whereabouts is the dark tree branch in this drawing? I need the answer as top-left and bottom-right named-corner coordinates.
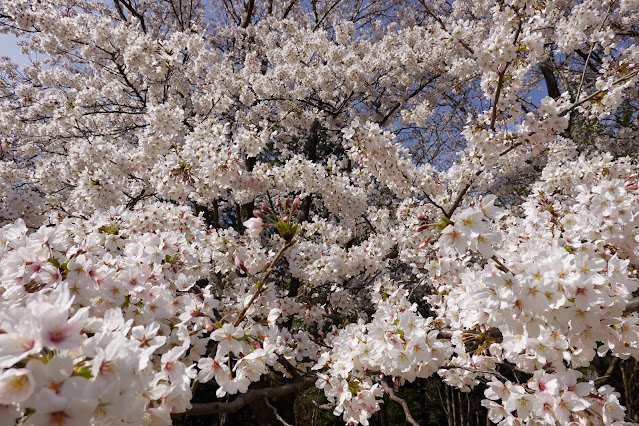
top-left (418, 0), bottom-right (474, 55)
top-left (445, 168), bottom-right (482, 218)
top-left (539, 61), bottom-right (561, 99)
top-left (626, 297), bottom-right (639, 314)
top-left (114, 0), bottom-right (147, 33)
top-left (241, 0), bottom-right (256, 28)
top-left (489, 21), bottom-right (522, 131)
top-left (282, 0), bottom-right (297, 19)
top-left (381, 382), bottom-right (420, 426)
top-left (376, 74), bottom-right (440, 126)
top-left (575, 49), bottom-right (601, 72)
top-left (173, 377), bottom-right (316, 416)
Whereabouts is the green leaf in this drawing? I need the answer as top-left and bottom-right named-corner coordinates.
top-left (71, 365), bottom-right (93, 379)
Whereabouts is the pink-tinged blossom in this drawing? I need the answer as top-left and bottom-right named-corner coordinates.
top-left (26, 386), bottom-right (97, 426)
top-left (0, 0), bottom-right (638, 424)
top-left (0, 314), bottom-right (41, 369)
top-left (26, 355), bottom-right (74, 394)
top-left (197, 355), bottom-right (230, 384)
top-left (528, 371), bottom-right (559, 395)
top-left (40, 308), bottom-right (87, 351)
top-left (243, 218), bottom-right (265, 238)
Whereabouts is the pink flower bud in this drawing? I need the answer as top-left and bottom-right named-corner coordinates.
top-left (253, 210), bottom-right (268, 221)
top-left (234, 255), bottom-right (247, 271)
top-left (291, 197), bottom-right (301, 215)
top-left (419, 236), bottom-right (431, 248)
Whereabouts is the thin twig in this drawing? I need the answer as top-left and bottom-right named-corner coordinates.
top-left (418, 0), bottom-right (474, 54)
top-left (445, 168), bottom-right (483, 218)
top-left (438, 364), bottom-right (510, 383)
top-left (490, 255), bottom-right (510, 273)
top-left (233, 240), bottom-right (294, 326)
top-left (575, 1), bottom-right (614, 102)
top-left (558, 68), bottom-right (639, 117)
top-left (274, 410), bottom-right (292, 426)
top-left (489, 21), bottom-right (522, 131)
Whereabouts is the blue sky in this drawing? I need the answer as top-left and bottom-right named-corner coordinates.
top-left (1, 33), bottom-right (29, 65)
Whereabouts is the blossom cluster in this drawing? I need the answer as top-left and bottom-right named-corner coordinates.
top-left (482, 372), bottom-right (627, 425)
top-left (314, 279), bottom-right (453, 425)
top-left (0, 283), bottom-right (188, 425)
top-left (423, 154), bottom-right (639, 424)
top-left (0, 204), bottom-right (321, 424)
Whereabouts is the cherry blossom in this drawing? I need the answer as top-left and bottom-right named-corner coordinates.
top-left (0, 0), bottom-right (638, 424)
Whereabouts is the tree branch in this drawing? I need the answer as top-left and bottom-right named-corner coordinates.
top-left (241, 0), bottom-right (255, 28)
top-left (576, 2), bottom-right (613, 103)
top-left (489, 21), bottom-right (522, 131)
top-left (418, 0), bottom-right (474, 55)
top-left (233, 240), bottom-right (295, 326)
top-left (376, 74), bottom-right (440, 126)
top-left (445, 168), bottom-right (483, 218)
top-left (625, 296), bottom-right (639, 314)
top-left (539, 61), bottom-right (561, 100)
top-left (558, 68), bottom-right (639, 117)
top-left (381, 382), bottom-right (420, 426)
top-left (173, 377), bottom-right (317, 416)
top-left (114, 0), bottom-right (147, 33)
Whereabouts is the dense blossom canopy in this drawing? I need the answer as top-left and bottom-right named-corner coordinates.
top-left (0, 0), bottom-right (638, 424)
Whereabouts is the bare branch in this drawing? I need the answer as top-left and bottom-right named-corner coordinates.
top-left (173, 377), bottom-right (316, 416)
top-left (445, 168), bottom-right (482, 218)
top-left (114, 0), bottom-right (147, 33)
top-left (376, 74), bottom-right (441, 126)
top-left (233, 240), bottom-right (295, 326)
top-left (489, 21), bottom-right (522, 131)
top-left (381, 382), bottom-right (420, 426)
top-left (558, 68), bottom-right (639, 117)
top-left (539, 61), bottom-right (561, 99)
top-left (625, 296), bottom-right (639, 314)
top-left (241, 0), bottom-right (256, 28)
top-left (418, 0), bottom-right (474, 55)
top-left (282, 0), bottom-right (297, 19)
top-left (576, 2), bottom-right (613, 102)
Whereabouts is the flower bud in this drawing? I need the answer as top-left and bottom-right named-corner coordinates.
top-left (234, 255), bottom-right (247, 272)
top-left (290, 197), bottom-right (301, 215)
top-left (253, 210), bottom-right (268, 221)
top-left (419, 236), bottom-right (431, 248)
